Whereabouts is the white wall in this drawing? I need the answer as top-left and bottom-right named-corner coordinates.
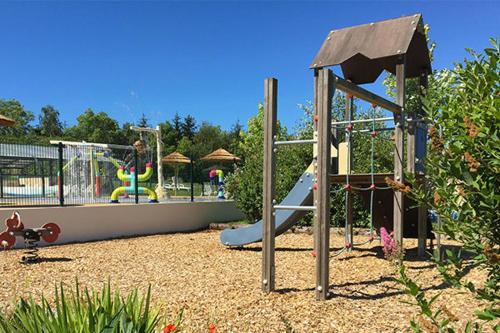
top-left (0, 201), bottom-right (244, 247)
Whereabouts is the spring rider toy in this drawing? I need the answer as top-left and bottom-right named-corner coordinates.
top-left (110, 162), bottom-right (158, 203)
top-left (0, 211), bottom-right (61, 263)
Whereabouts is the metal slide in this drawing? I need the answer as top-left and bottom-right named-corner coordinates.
top-left (220, 165), bottom-right (314, 246)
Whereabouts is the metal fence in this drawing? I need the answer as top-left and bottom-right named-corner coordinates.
top-left (0, 142), bottom-right (227, 207)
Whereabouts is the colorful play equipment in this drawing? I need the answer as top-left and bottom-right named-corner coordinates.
top-left (130, 126), bottom-right (166, 199)
top-left (208, 169), bottom-right (225, 199)
top-left (50, 140), bottom-right (129, 202)
top-left (0, 211), bottom-right (61, 263)
top-left (222, 14), bottom-right (432, 300)
top-left (110, 162), bottom-right (158, 203)
top-left (201, 148), bottom-right (241, 200)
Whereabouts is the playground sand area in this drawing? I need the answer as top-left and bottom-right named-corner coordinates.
top-left (0, 231), bottom-right (487, 332)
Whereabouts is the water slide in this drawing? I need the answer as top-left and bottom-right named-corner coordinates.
top-left (220, 164), bottom-right (314, 246)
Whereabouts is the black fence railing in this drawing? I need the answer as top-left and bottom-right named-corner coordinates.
top-left (0, 142), bottom-right (228, 207)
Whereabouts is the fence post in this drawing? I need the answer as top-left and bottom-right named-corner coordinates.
top-left (0, 169), bottom-right (3, 199)
top-left (190, 158), bottom-right (194, 202)
top-left (58, 142), bottom-right (64, 206)
top-left (134, 149), bottom-right (139, 204)
top-left (40, 160), bottom-right (46, 198)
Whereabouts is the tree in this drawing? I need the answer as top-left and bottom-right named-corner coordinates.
top-left (225, 120), bottom-right (244, 161)
top-left (172, 113), bottom-right (182, 145)
top-left (0, 99), bottom-right (34, 137)
top-left (64, 108), bottom-right (122, 144)
top-left (181, 115), bottom-right (197, 140)
top-left (38, 105), bottom-right (63, 137)
top-left (158, 120), bottom-right (177, 155)
top-left (137, 113), bottom-right (150, 128)
top-left (225, 104), bottom-right (309, 222)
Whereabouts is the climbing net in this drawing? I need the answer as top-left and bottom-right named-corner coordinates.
top-left (331, 94), bottom-right (393, 257)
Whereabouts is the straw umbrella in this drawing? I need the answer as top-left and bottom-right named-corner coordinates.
top-left (201, 149), bottom-right (240, 198)
top-left (200, 148), bottom-right (241, 163)
top-left (161, 151), bottom-right (191, 196)
top-left (0, 114), bottom-right (15, 127)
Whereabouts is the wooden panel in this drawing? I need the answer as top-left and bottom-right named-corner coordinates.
top-left (262, 78), bottom-right (277, 293)
top-left (338, 142), bottom-right (349, 175)
top-left (315, 69), bottom-right (333, 300)
top-left (393, 57), bottom-right (406, 246)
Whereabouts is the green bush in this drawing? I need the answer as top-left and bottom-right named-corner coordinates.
top-left (225, 104), bottom-right (310, 222)
top-left (0, 281), bottom-right (160, 333)
top-left (398, 39), bottom-right (499, 332)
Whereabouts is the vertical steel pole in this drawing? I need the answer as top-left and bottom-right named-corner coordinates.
top-left (0, 169), bottom-right (3, 199)
top-left (190, 158), bottom-right (194, 202)
top-left (58, 142), bottom-right (64, 206)
top-left (134, 148), bottom-right (139, 204)
top-left (40, 160), bottom-right (46, 198)
top-left (262, 78), bottom-right (277, 293)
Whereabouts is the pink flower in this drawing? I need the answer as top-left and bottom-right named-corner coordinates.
top-left (380, 227), bottom-right (397, 257)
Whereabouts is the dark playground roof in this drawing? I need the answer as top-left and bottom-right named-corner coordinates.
top-left (310, 14), bottom-right (431, 84)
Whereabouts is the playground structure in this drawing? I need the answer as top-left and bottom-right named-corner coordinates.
top-left (130, 126), bottom-right (166, 199)
top-left (0, 211), bottom-right (61, 262)
top-left (208, 169), bottom-right (225, 199)
top-left (201, 148), bottom-right (241, 200)
top-left (222, 14), bottom-right (432, 300)
top-left (110, 163), bottom-right (158, 203)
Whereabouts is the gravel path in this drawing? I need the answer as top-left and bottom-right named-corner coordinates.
top-left (0, 231), bottom-right (486, 332)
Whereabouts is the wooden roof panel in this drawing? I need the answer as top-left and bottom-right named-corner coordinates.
top-left (311, 14), bottom-right (431, 83)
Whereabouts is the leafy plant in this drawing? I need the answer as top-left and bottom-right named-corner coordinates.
top-left (0, 281), bottom-right (161, 333)
top-left (397, 39), bottom-right (499, 332)
top-left (225, 104), bottom-right (310, 222)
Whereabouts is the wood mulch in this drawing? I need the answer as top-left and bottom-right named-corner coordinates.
top-left (0, 231), bottom-right (487, 332)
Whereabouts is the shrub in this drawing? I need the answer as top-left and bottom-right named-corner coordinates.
top-left (398, 39), bottom-right (499, 332)
top-left (0, 281), bottom-right (160, 333)
top-left (225, 104), bottom-right (310, 222)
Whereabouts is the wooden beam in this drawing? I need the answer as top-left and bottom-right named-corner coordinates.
top-left (262, 78), bottom-right (278, 293)
top-left (345, 96), bottom-right (353, 252)
top-left (393, 57), bottom-right (406, 247)
top-left (335, 75), bottom-right (402, 114)
top-left (417, 70), bottom-right (429, 257)
top-left (315, 68), bottom-right (333, 301)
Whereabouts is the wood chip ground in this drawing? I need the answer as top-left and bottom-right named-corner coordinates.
top-left (0, 231), bottom-right (487, 332)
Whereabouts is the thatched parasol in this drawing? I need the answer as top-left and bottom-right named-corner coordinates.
top-left (200, 148), bottom-right (241, 163)
top-left (161, 151), bottom-right (191, 196)
top-left (0, 114), bottom-right (15, 127)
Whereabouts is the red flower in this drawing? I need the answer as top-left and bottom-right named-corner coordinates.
top-left (208, 323), bottom-right (217, 333)
top-left (163, 324), bottom-right (177, 333)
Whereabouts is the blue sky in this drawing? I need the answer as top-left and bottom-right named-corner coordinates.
top-left (0, 1), bottom-right (498, 131)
